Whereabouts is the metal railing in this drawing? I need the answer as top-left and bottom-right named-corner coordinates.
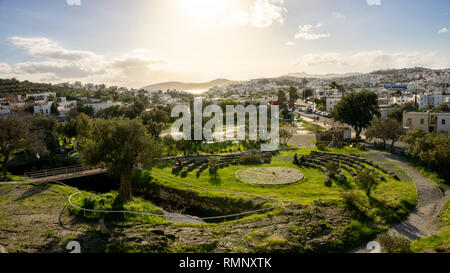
top-left (24, 165), bottom-right (100, 179)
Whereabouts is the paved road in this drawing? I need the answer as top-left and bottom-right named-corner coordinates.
top-left (353, 150), bottom-right (448, 253)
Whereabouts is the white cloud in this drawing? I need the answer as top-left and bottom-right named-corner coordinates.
top-left (332, 12), bottom-right (346, 19)
top-left (10, 37), bottom-right (98, 62)
top-left (367, 0), bottom-right (381, 6)
top-left (285, 41), bottom-right (295, 46)
top-left (6, 36), bottom-right (182, 87)
top-left (66, 0), bottom-right (81, 6)
top-left (0, 63), bottom-right (12, 75)
top-left (296, 50), bottom-right (443, 72)
top-left (224, 0), bottom-right (287, 28)
top-left (294, 24), bottom-right (331, 40)
top-left (438, 27), bottom-right (448, 34)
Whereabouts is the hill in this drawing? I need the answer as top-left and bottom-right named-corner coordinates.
top-left (287, 72), bottom-right (362, 79)
top-left (142, 79), bottom-right (232, 92)
top-left (0, 78), bottom-right (92, 99)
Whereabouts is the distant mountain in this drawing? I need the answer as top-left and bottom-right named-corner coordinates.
top-left (142, 79), bottom-right (232, 91)
top-left (287, 72), bottom-right (362, 79)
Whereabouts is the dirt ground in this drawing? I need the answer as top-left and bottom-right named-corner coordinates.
top-left (0, 183), bottom-right (356, 253)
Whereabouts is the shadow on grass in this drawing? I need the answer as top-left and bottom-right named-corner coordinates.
top-left (14, 183), bottom-right (52, 202)
top-left (209, 172), bottom-right (222, 186)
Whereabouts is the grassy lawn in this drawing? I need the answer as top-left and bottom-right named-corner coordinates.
top-left (411, 200), bottom-right (450, 253)
top-left (69, 190), bottom-right (167, 224)
top-left (298, 118), bottom-right (326, 132)
top-left (150, 147), bottom-right (417, 210)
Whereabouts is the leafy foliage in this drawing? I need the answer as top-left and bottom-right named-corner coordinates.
top-left (79, 118), bottom-right (163, 200)
top-left (332, 90), bottom-right (380, 139)
top-left (355, 170), bottom-right (380, 197)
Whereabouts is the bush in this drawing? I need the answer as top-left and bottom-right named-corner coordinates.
top-left (316, 141), bottom-right (329, 151)
top-left (355, 170), bottom-right (380, 197)
top-left (376, 233), bottom-right (411, 253)
top-left (81, 193), bottom-right (98, 209)
top-left (239, 153), bottom-right (262, 165)
top-left (341, 191), bottom-right (361, 207)
top-left (358, 144), bottom-right (366, 151)
top-left (326, 161), bottom-right (340, 178)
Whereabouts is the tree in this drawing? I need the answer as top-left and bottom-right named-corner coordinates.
top-left (277, 89), bottom-right (288, 108)
top-left (288, 86), bottom-right (299, 109)
top-left (279, 128), bottom-right (293, 145)
top-left (366, 118), bottom-right (388, 149)
top-left (332, 90), bottom-right (380, 139)
top-left (402, 129), bottom-right (450, 179)
top-left (32, 115), bottom-right (59, 152)
top-left (366, 118), bottom-right (405, 151)
top-left (75, 113), bottom-right (93, 144)
top-left (0, 114), bottom-right (45, 178)
top-left (388, 102), bottom-right (418, 122)
top-left (50, 102), bottom-right (59, 116)
top-left (383, 118), bottom-right (405, 152)
top-left (77, 104), bottom-right (95, 117)
top-left (355, 170), bottom-right (380, 197)
top-left (302, 88), bottom-right (314, 100)
top-left (79, 119), bottom-right (162, 201)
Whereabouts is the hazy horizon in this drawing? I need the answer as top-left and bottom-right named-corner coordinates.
top-left (0, 0), bottom-right (449, 88)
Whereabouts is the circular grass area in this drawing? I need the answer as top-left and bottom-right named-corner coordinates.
top-left (236, 167), bottom-right (304, 185)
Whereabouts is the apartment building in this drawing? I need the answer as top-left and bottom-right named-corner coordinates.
top-left (403, 111), bottom-right (450, 133)
top-left (326, 98), bottom-right (341, 112)
top-left (417, 93), bottom-right (443, 109)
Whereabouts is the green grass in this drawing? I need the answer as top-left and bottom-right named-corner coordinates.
top-left (411, 200), bottom-right (450, 253)
top-left (69, 191), bottom-right (167, 224)
top-left (409, 162), bottom-right (448, 189)
top-left (150, 148), bottom-right (416, 210)
top-left (298, 119), bottom-right (326, 132)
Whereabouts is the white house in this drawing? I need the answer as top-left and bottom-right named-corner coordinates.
top-left (57, 97), bottom-right (77, 116)
top-left (326, 98), bottom-right (341, 112)
top-left (417, 93), bottom-right (443, 109)
top-left (34, 102), bottom-right (53, 116)
top-left (26, 92), bottom-right (53, 103)
top-left (403, 111), bottom-right (450, 133)
top-left (85, 101), bottom-right (122, 114)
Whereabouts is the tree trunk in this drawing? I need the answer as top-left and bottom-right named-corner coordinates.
top-left (390, 141), bottom-right (396, 153)
top-left (383, 140), bottom-right (386, 150)
top-left (1, 154), bottom-right (9, 178)
top-left (2, 163), bottom-right (7, 179)
top-left (355, 128), bottom-right (362, 140)
top-left (118, 167), bottom-right (133, 201)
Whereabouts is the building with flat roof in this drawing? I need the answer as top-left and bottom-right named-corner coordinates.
top-left (326, 98), bottom-right (341, 112)
top-left (403, 111), bottom-right (450, 133)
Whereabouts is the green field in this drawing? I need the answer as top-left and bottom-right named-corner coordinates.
top-left (150, 147), bottom-right (417, 213)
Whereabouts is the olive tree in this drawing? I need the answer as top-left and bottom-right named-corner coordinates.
top-left (355, 170), bottom-right (380, 197)
top-left (79, 118), bottom-right (162, 201)
top-left (0, 114), bottom-right (45, 178)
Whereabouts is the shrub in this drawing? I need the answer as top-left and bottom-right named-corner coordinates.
top-left (239, 153), bottom-right (262, 165)
top-left (341, 191), bottom-right (361, 207)
top-left (358, 144), bottom-right (367, 151)
top-left (316, 141), bottom-right (329, 151)
top-left (376, 233), bottom-right (411, 253)
top-left (81, 193), bottom-right (98, 209)
top-left (355, 170), bottom-right (380, 197)
top-left (326, 161), bottom-right (340, 178)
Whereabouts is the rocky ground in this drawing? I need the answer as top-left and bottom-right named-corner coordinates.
top-left (0, 182), bottom-right (359, 253)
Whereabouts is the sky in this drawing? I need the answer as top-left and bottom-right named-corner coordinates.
top-left (0, 0), bottom-right (449, 88)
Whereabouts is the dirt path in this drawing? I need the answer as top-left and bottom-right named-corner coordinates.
top-left (354, 150), bottom-right (448, 253)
